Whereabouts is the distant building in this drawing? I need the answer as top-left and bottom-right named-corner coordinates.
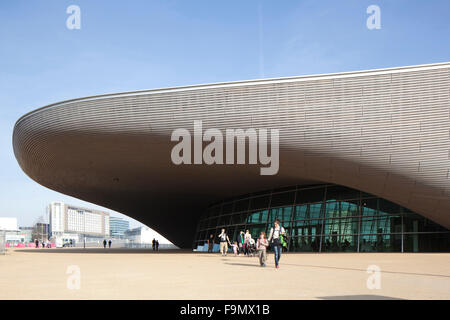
top-left (109, 217), bottom-right (130, 238)
top-left (124, 226), bottom-right (172, 245)
top-left (0, 217), bottom-right (18, 231)
top-left (32, 223), bottom-right (49, 242)
top-left (0, 218), bottom-right (33, 245)
top-left (19, 227), bottom-right (33, 243)
top-left (48, 202), bottom-right (110, 245)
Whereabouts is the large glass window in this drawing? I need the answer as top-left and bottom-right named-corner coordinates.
top-left (290, 236), bottom-right (321, 252)
top-left (309, 203), bottom-right (323, 219)
top-left (234, 199), bottom-right (249, 213)
top-left (194, 184), bottom-right (450, 252)
top-left (291, 219), bottom-right (322, 237)
top-left (247, 210), bottom-right (269, 224)
top-left (249, 196), bottom-right (270, 210)
top-left (361, 198), bottom-right (378, 216)
top-left (403, 214), bottom-right (448, 233)
top-left (230, 212), bottom-right (246, 225)
top-left (271, 191), bottom-right (295, 207)
top-left (322, 234), bottom-right (358, 252)
top-left (296, 187), bottom-right (324, 204)
top-left (293, 205), bottom-right (308, 220)
top-left (359, 234), bottom-right (402, 252)
top-left (269, 207), bottom-right (293, 223)
top-left (323, 218), bottom-right (359, 235)
top-left (360, 215), bottom-right (401, 234)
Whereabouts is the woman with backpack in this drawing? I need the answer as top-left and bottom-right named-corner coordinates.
top-left (268, 219), bottom-right (286, 269)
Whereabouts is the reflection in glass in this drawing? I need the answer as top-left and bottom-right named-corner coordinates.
top-left (193, 184), bottom-right (450, 252)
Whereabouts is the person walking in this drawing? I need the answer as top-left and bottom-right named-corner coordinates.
top-left (108, 239), bottom-right (112, 248)
top-left (207, 234), bottom-right (214, 253)
top-left (256, 232), bottom-right (269, 267)
top-left (152, 238), bottom-right (156, 251)
top-left (244, 230), bottom-right (252, 256)
top-left (103, 239), bottom-right (107, 248)
top-left (237, 231), bottom-right (245, 256)
top-left (218, 228), bottom-right (231, 256)
top-left (268, 219), bottom-right (286, 269)
top-left (156, 240), bottom-right (159, 251)
top-left (231, 241), bottom-right (239, 256)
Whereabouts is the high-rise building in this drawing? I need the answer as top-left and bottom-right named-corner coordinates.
top-left (48, 202), bottom-right (110, 242)
top-left (109, 217), bottom-right (130, 238)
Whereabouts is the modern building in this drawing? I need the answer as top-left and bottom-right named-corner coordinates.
top-left (12, 62), bottom-right (450, 251)
top-left (124, 226), bottom-right (174, 247)
top-left (109, 217), bottom-right (130, 238)
top-left (47, 202), bottom-right (110, 243)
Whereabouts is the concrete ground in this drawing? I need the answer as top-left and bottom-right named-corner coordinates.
top-left (0, 248), bottom-right (449, 299)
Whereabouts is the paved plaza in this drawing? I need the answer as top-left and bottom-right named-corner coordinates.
top-left (0, 248), bottom-right (449, 299)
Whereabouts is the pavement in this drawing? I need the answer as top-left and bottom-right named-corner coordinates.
top-left (0, 247), bottom-right (449, 299)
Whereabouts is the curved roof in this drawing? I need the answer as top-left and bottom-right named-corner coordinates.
top-left (13, 62), bottom-right (450, 247)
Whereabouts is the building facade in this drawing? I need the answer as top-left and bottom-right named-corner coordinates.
top-left (109, 217), bottom-right (130, 238)
top-left (48, 202), bottom-right (110, 242)
top-left (194, 184), bottom-right (450, 252)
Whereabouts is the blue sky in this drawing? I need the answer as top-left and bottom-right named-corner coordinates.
top-left (0, 0), bottom-right (449, 227)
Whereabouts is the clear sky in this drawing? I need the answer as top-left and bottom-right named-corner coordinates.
top-left (0, 0), bottom-right (449, 227)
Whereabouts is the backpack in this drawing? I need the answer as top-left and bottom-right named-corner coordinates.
top-left (272, 226), bottom-right (288, 248)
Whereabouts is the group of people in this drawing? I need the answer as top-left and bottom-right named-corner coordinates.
top-left (103, 239), bottom-right (112, 248)
top-left (208, 219), bottom-right (286, 268)
top-left (34, 239), bottom-right (51, 248)
top-left (152, 238), bottom-right (160, 251)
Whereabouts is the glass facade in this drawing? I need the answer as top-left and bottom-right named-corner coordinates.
top-left (193, 184), bottom-right (450, 252)
top-left (109, 217), bottom-right (130, 238)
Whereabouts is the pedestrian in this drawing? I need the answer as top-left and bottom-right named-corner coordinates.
top-left (268, 219), bottom-right (286, 269)
top-left (244, 230), bottom-right (252, 256)
top-left (256, 232), bottom-right (269, 267)
top-left (103, 239), bottom-right (107, 248)
top-left (237, 231), bottom-right (245, 256)
top-left (35, 239), bottom-right (38, 248)
top-left (218, 228), bottom-right (231, 256)
top-left (155, 240), bottom-right (159, 251)
top-left (108, 239), bottom-right (112, 248)
top-left (152, 238), bottom-right (156, 251)
top-left (207, 234), bottom-right (214, 253)
top-left (232, 241), bottom-right (239, 256)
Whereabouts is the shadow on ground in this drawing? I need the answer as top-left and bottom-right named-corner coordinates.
top-left (224, 262), bottom-right (264, 268)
